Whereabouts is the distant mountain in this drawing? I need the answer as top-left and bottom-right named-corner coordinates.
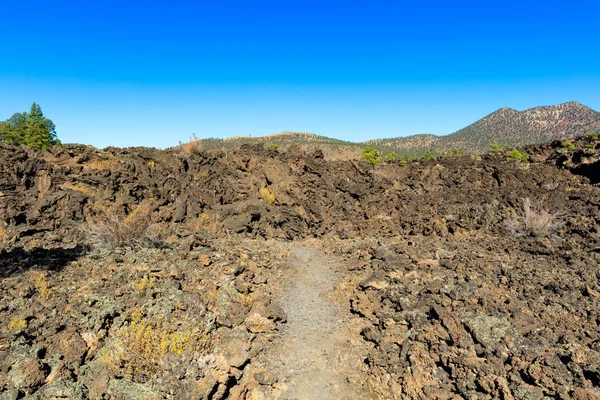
top-left (194, 102), bottom-right (600, 159)
top-left (366, 101), bottom-right (600, 155)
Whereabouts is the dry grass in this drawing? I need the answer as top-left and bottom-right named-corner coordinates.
top-left (182, 133), bottom-right (201, 155)
top-left (188, 212), bottom-right (221, 235)
top-left (86, 201), bottom-right (159, 249)
top-left (0, 225), bottom-right (7, 246)
top-left (99, 312), bottom-right (206, 382)
top-left (86, 158), bottom-right (120, 171)
top-left (504, 198), bottom-right (563, 237)
top-left (60, 182), bottom-right (95, 196)
top-left (260, 187), bottom-right (276, 205)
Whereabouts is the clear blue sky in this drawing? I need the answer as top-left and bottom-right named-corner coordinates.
top-left (1, 0), bottom-right (599, 148)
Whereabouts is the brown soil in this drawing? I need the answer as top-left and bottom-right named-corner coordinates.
top-left (1, 136), bottom-right (600, 398)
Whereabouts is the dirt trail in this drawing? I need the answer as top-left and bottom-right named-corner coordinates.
top-left (258, 243), bottom-right (375, 399)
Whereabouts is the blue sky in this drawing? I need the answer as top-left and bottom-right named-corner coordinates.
top-left (1, 0), bottom-right (599, 148)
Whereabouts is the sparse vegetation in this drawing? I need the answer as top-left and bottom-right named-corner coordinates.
top-left (189, 212), bottom-right (221, 235)
top-left (385, 152), bottom-right (398, 162)
top-left (2, 117), bottom-right (600, 398)
top-left (134, 276), bottom-right (155, 296)
top-left (504, 198), bottom-right (563, 237)
top-left (442, 148), bottom-right (465, 157)
top-left (86, 201), bottom-right (159, 249)
top-left (489, 140), bottom-right (502, 156)
top-left (360, 146), bottom-right (381, 166)
top-left (506, 148), bottom-right (529, 162)
top-left (420, 151), bottom-right (436, 161)
top-left (87, 157), bottom-right (120, 171)
top-left (562, 141), bottom-right (575, 151)
top-left (0, 102), bottom-right (60, 150)
top-left (260, 187), bottom-right (276, 205)
top-left (7, 316), bottom-right (27, 332)
top-left (585, 131), bottom-right (599, 140)
top-left (99, 312), bottom-right (205, 382)
top-left (29, 271), bottom-right (51, 299)
top-left (182, 133), bottom-right (201, 155)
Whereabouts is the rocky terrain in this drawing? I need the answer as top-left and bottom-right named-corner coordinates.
top-left (196, 102), bottom-right (600, 158)
top-left (1, 133), bottom-right (600, 398)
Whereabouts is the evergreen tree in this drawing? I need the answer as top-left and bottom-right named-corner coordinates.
top-left (360, 146), bottom-right (381, 166)
top-left (0, 102), bottom-right (59, 150)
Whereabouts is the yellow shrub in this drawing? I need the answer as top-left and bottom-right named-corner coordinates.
top-left (133, 276), bottom-right (155, 296)
top-left (432, 217), bottom-right (447, 233)
top-left (7, 316), bottom-right (27, 332)
top-left (99, 313), bottom-right (205, 382)
top-left (260, 187), bottom-right (275, 205)
top-left (236, 291), bottom-right (254, 307)
top-left (29, 271), bottom-right (51, 299)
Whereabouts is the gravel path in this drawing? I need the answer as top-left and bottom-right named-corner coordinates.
top-left (260, 243), bottom-right (373, 399)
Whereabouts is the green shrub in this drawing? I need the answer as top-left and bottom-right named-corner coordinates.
top-left (385, 152), bottom-right (398, 162)
top-left (360, 146), bottom-right (381, 166)
top-left (448, 148), bottom-right (465, 156)
top-left (398, 159), bottom-right (407, 167)
top-left (490, 140), bottom-right (502, 155)
top-left (561, 141), bottom-right (575, 151)
top-left (420, 151), bottom-right (436, 160)
top-left (267, 144), bottom-right (279, 151)
top-left (506, 148), bottom-right (529, 162)
top-left (585, 131), bottom-right (599, 140)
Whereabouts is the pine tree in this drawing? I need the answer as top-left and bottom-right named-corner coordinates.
top-left (0, 102), bottom-right (59, 150)
top-left (360, 146), bottom-right (381, 166)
